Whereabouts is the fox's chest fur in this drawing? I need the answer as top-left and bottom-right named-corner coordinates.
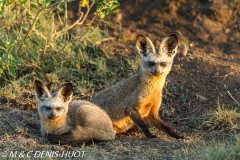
top-left (137, 75), bottom-right (166, 117)
top-left (39, 112), bottom-right (71, 136)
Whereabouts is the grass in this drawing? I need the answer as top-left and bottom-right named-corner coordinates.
top-left (203, 99), bottom-right (240, 131)
top-left (200, 136), bottom-right (240, 160)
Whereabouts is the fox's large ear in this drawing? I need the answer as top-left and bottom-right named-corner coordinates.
top-left (34, 80), bottom-right (51, 102)
top-left (136, 34), bottom-right (155, 57)
top-left (160, 33), bottom-right (178, 57)
top-left (57, 83), bottom-right (73, 103)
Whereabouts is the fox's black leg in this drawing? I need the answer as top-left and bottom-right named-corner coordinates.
top-left (127, 110), bottom-right (157, 138)
top-left (146, 115), bottom-right (183, 139)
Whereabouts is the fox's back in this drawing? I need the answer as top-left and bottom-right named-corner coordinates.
top-left (90, 72), bottom-right (166, 120)
top-left (68, 100), bottom-right (112, 126)
top-left (90, 74), bottom-right (140, 120)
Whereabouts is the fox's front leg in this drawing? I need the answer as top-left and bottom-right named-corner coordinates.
top-left (146, 114), bottom-right (183, 139)
top-left (125, 106), bottom-right (156, 138)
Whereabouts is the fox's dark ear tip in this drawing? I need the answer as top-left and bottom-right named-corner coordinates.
top-left (136, 33), bottom-right (147, 39)
top-left (34, 79), bottom-right (42, 85)
top-left (66, 82), bottom-right (73, 86)
top-left (168, 33), bottom-right (178, 40)
top-left (64, 82), bottom-right (73, 89)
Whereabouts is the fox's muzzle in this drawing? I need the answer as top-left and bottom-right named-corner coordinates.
top-left (151, 71), bottom-right (163, 76)
top-left (47, 114), bottom-right (58, 119)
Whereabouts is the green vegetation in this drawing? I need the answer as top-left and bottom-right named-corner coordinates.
top-left (0, 0), bottom-right (137, 108)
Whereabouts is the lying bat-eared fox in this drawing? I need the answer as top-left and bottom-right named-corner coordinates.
top-left (34, 80), bottom-right (115, 146)
top-left (91, 33), bottom-right (188, 139)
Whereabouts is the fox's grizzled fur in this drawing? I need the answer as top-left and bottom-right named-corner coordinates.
top-left (91, 33), bottom-right (187, 139)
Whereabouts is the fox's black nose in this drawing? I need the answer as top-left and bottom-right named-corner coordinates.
top-left (48, 114), bottom-right (55, 119)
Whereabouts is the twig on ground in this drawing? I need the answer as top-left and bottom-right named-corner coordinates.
top-left (218, 71), bottom-right (238, 83)
top-left (214, 71), bottom-right (237, 83)
top-left (223, 84), bottom-right (240, 107)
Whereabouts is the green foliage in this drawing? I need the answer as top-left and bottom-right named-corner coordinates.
top-left (0, 53), bottom-right (20, 78)
top-left (0, 0), bottom-right (120, 79)
top-left (0, 34), bottom-right (21, 78)
top-left (0, 0), bottom-right (124, 107)
top-left (95, 0), bottom-right (120, 19)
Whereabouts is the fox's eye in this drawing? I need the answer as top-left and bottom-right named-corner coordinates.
top-left (160, 62), bottom-right (166, 67)
top-left (148, 62), bottom-right (155, 66)
top-left (56, 107), bottom-right (62, 111)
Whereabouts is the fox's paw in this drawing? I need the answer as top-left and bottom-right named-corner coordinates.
top-left (167, 129), bottom-right (184, 139)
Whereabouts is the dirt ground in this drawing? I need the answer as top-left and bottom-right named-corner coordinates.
top-left (1, 0), bottom-right (240, 159)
